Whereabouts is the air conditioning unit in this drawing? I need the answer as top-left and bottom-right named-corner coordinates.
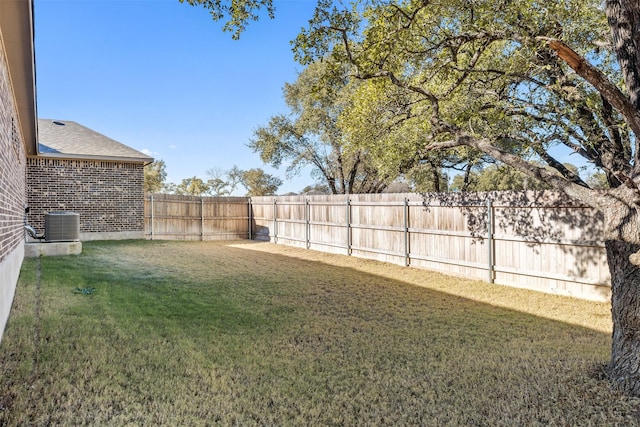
top-left (45, 212), bottom-right (80, 242)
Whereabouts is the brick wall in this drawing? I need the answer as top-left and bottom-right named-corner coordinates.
top-left (0, 43), bottom-right (26, 263)
top-left (1, 28), bottom-right (28, 345)
top-left (26, 158), bottom-right (145, 234)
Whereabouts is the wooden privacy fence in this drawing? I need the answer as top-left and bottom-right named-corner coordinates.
top-left (145, 194), bottom-right (251, 240)
top-left (145, 191), bottom-right (611, 301)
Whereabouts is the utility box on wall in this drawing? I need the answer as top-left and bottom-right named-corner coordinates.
top-left (44, 212), bottom-right (80, 242)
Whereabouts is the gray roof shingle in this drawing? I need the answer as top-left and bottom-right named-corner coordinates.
top-left (37, 119), bottom-right (153, 163)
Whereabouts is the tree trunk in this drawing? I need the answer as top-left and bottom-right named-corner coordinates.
top-left (606, 239), bottom-right (640, 396)
top-left (462, 162), bottom-right (473, 191)
top-left (605, 0), bottom-right (640, 110)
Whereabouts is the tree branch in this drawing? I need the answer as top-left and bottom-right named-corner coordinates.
top-left (539, 37), bottom-right (640, 142)
top-left (428, 133), bottom-right (598, 206)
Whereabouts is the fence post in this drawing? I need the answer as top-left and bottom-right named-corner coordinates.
top-left (150, 194), bottom-right (154, 240)
top-left (248, 198), bottom-right (252, 240)
top-left (200, 197), bottom-right (205, 241)
top-left (346, 198), bottom-right (352, 256)
top-left (404, 198), bottom-right (409, 267)
top-left (487, 197), bottom-right (494, 284)
top-left (306, 199), bottom-right (310, 249)
top-left (273, 199), bottom-right (278, 244)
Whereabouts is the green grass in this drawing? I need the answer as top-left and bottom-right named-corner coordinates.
top-left (0, 240), bottom-right (638, 425)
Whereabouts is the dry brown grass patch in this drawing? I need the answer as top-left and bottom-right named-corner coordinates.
top-left (0, 240), bottom-right (636, 426)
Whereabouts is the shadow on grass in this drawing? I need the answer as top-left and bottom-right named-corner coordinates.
top-left (0, 240), bottom-right (636, 426)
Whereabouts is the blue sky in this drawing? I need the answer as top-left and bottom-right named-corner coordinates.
top-left (34, 0), bottom-right (319, 194)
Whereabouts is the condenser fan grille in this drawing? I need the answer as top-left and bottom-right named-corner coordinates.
top-left (44, 212), bottom-right (80, 242)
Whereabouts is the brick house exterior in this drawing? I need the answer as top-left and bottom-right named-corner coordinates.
top-left (0, 0), bottom-right (37, 344)
top-left (27, 120), bottom-right (152, 241)
top-left (0, 43), bottom-right (26, 268)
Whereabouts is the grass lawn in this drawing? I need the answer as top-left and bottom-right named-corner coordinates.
top-left (0, 240), bottom-right (638, 425)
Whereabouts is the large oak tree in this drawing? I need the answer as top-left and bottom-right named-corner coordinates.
top-left (184, 0), bottom-right (640, 395)
top-left (291, 0), bottom-right (640, 396)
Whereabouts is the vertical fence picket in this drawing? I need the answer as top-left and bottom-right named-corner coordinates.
top-left (200, 197), bottom-right (205, 241)
top-left (487, 197), bottom-right (494, 284)
top-left (306, 199), bottom-right (310, 249)
top-left (273, 199), bottom-right (278, 244)
top-left (150, 194), bottom-right (154, 240)
top-left (404, 198), bottom-right (409, 267)
top-left (248, 199), bottom-right (252, 240)
top-left (346, 198), bottom-right (352, 256)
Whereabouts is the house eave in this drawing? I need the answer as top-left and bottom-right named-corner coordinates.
top-left (29, 153), bottom-right (154, 165)
top-left (0, 0), bottom-right (37, 156)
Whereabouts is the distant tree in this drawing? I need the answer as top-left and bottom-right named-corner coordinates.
top-left (382, 180), bottom-right (411, 194)
top-left (237, 168), bottom-right (282, 196)
top-left (300, 183), bottom-right (331, 195)
top-left (406, 163), bottom-right (449, 193)
top-left (144, 160), bottom-right (167, 193)
top-left (450, 170), bottom-right (477, 192)
top-left (451, 164), bottom-right (546, 192)
top-left (174, 176), bottom-right (211, 196)
top-left (450, 164), bottom-right (582, 192)
top-left (163, 182), bottom-right (178, 194)
top-left (250, 60), bottom-right (389, 194)
top-left (227, 165), bottom-right (244, 191)
top-left (205, 178), bottom-right (230, 196)
top-left (205, 167), bottom-right (233, 196)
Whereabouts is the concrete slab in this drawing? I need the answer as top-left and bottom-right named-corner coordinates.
top-left (80, 231), bottom-right (144, 241)
top-left (25, 241), bottom-right (82, 258)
